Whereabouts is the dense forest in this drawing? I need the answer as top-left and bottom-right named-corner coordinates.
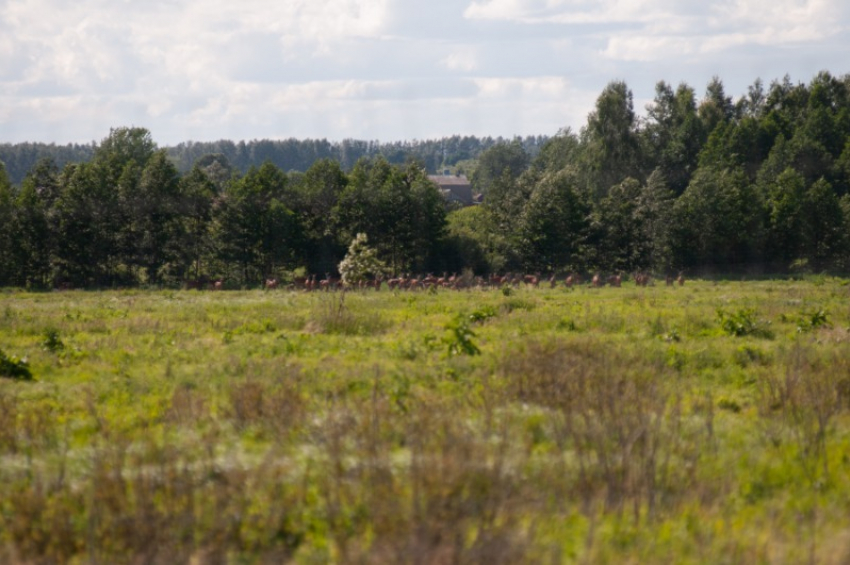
top-left (1, 72), bottom-right (850, 288)
top-left (0, 135), bottom-right (546, 187)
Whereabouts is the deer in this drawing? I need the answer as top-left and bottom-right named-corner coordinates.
top-left (523, 273), bottom-right (541, 288)
top-left (320, 273), bottom-right (339, 292)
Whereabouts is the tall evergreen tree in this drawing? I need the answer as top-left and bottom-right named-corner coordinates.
top-left (582, 80), bottom-right (642, 197)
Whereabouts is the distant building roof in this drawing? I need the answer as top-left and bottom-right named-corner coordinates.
top-left (428, 174), bottom-right (473, 206)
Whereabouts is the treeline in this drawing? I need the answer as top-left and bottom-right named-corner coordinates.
top-left (0, 135), bottom-right (546, 187)
top-left (0, 128), bottom-right (449, 288)
top-left (1, 72), bottom-right (850, 289)
top-left (452, 72), bottom-right (850, 276)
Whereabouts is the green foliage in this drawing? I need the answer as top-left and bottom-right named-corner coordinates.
top-left (467, 305), bottom-right (497, 324)
top-left (442, 315), bottom-right (481, 356)
top-left (518, 169), bottom-right (590, 272)
top-left (41, 327), bottom-right (65, 352)
top-left (582, 80), bottom-right (641, 196)
top-left (717, 398), bottom-right (742, 413)
top-left (793, 308), bottom-right (830, 333)
top-left (334, 158), bottom-right (446, 274)
top-left (0, 348), bottom-right (32, 380)
top-left (470, 140), bottom-right (529, 195)
top-left (717, 307), bottom-right (773, 338)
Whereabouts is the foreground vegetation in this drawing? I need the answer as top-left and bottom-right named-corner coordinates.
top-left (2, 278), bottom-right (850, 563)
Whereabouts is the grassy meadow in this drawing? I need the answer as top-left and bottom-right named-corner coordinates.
top-left (1, 278), bottom-right (850, 563)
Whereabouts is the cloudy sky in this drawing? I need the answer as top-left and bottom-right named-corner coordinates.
top-left (1, 0), bottom-right (848, 145)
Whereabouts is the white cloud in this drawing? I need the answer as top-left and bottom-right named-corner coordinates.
top-left (441, 48), bottom-right (479, 72)
top-left (464, 0), bottom-right (848, 61)
top-left (0, 0), bottom-right (847, 144)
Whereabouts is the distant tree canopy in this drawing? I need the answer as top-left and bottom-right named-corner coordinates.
top-left (0, 135), bottom-right (546, 187)
top-left (1, 72), bottom-right (850, 288)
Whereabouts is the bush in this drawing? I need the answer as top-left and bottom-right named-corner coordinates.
top-left (795, 309), bottom-right (830, 333)
top-left (717, 308), bottom-right (773, 338)
top-left (41, 327), bottom-right (65, 352)
top-left (0, 349), bottom-right (32, 380)
top-left (442, 316), bottom-right (481, 357)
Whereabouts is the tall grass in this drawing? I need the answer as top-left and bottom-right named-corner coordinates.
top-left (1, 281), bottom-right (850, 562)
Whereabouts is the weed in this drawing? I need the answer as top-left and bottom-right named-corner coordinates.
top-left (309, 292), bottom-right (386, 335)
top-left (717, 308), bottom-right (774, 338)
top-left (41, 327), bottom-right (65, 352)
top-left (649, 315), bottom-right (666, 337)
top-left (234, 318), bottom-right (277, 334)
top-left (733, 345), bottom-right (770, 367)
top-left (717, 398), bottom-right (742, 413)
top-left (663, 329), bottom-right (681, 343)
top-left (501, 297), bottom-right (535, 314)
top-left (758, 345), bottom-right (843, 484)
top-left (556, 318), bottom-right (579, 332)
top-left (442, 315), bottom-right (481, 357)
top-left (394, 340), bottom-right (420, 361)
top-left (795, 308), bottom-right (830, 333)
top-left (468, 305), bottom-right (498, 324)
top-left (227, 375), bottom-right (305, 435)
top-left (0, 349), bottom-right (32, 380)
top-left (499, 339), bottom-right (699, 518)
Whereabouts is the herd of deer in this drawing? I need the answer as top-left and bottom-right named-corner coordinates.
top-left (59, 271), bottom-right (685, 292)
top-left (249, 271), bottom-right (686, 292)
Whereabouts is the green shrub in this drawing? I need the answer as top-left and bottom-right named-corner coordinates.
top-left (468, 305), bottom-right (497, 324)
top-left (717, 308), bottom-right (773, 338)
top-left (795, 308), bottom-right (830, 333)
top-left (443, 316), bottom-right (481, 357)
top-left (0, 349), bottom-right (32, 380)
top-left (41, 327), bottom-right (65, 352)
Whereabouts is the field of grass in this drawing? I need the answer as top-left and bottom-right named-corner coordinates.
top-left (2, 278), bottom-right (850, 563)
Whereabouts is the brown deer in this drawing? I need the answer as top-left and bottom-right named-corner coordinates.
top-left (368, 275), bottom-right (383, 291)
top-left (523, 273), bottom-right (541, 288)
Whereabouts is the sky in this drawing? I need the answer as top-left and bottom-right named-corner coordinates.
top-left (1, 0), bottom-right (848, 146)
